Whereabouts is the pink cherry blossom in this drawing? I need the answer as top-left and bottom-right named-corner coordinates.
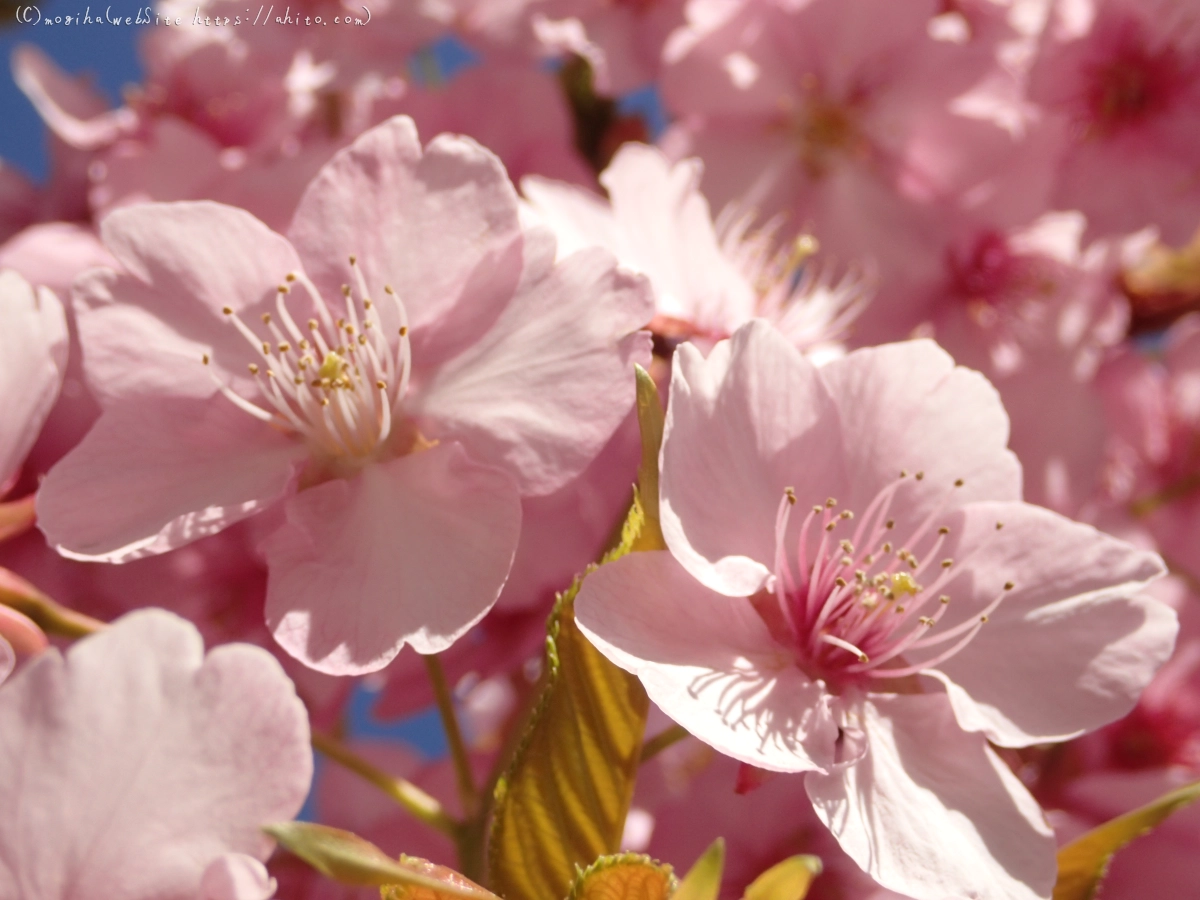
top-left (1099, 313), bottom-right (1200, 582)
top-left (1026, 0), bottom-right (1200, 244)
top-left (38, 115), bottom-right (652, 675)
top-left (658, 0), bottom-right (1028, 286)
top-left (576, 320), bottom-right (1175, 899)
top-left (0, 269), bottom-right (68, 494)
top-left (925, 212), bottom-right (1133, 514)
top-left (523, 142), bottom-right (871, 353)
top-left (0, 224), bottom-right (116, 488)
top-left (0, 608), bottom-right (312, 899)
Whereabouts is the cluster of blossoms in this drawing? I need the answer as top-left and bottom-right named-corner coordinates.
top-left (2, 0), bottom-right (1200, 897)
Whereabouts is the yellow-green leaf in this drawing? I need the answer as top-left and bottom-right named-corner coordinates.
top-left (485, 570), bottom-right (650, 900)
top-left (742, 855), bottom-right (823, 900)
top-left (264, 822), bottom-right (494, 900)
top-left (486, 367), bottom-right (666, 900)
top-left (1053, 777), bottom-right (1200, 900)
top-left (632, 364), bottom-right (666, 552)
top-left (673, 839), bottom-right (725, 900)
top-left (567, 853), bottom-right (676, 900)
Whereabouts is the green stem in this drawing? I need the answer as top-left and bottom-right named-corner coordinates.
top-left (423, 653), bottom-right (479, 818)
top-left (0, 574), bottom-right (105, 639)
top-left (639, 723), bottom-right (689, 764)
top-left (311, 731), bottom-right (458, 838)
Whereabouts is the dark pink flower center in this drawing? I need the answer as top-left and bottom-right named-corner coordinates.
top-left (769, 472), bottom-right (1011, 689)
top-left (1082, 17), bottom-right (1192, 133)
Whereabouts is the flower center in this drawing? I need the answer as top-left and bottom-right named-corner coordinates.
top-left (1083, 20), bottom-right (1189, 133)
top-left (204, 256), bottom-right (412, 461)
top-left (769, 472), bottom-right (1012, 689)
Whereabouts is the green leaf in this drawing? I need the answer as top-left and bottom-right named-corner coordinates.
top-left (673, 839), bottom-right (725, 900)
top-left (485, 569), bottom-right (650, 900)
top-left (742, 856), bottom-right (823, 900)
top-left (264, 822), bottom-right (494, 900)
top-left (1053, 777), bottom-right (1200, 900)
top-left (486, 368), bottom-right (666, 900)
top-left (567, 853), bottom-right (676, 900)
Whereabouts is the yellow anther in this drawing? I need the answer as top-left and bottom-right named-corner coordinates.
top-left (954, 478), bottom-right (964, 487)
top-left (1004, 581), bottom-right (1015, 591)
top-left (785, 486), bottom-right (797, 504)
top-left (318, 352), bottom-right (344, 382)
top-left (261, 313), bottom-right (272, 324)
top-left (278, 342), bottom-right (290, 353)
top-left (915, 471), bottom-right (925, 480)
top-left (285, 272), bottom-right (297, 282)
top-left (938, 526), bottom-right (949, 535)
top-left (399, 326), bottom-right (408, 337)
top-left (202, 353), bottom-right (210, 365)
top-left (939, 595), bottom-right (950, 604)
top-left (248, 363), bottom-right (259, 374)
top-left (222, 306), bottom-right (233, 315)
top-left (941, 559), bottom-right (954, 569)
top-left (891, 572), bottom-right (920, 597)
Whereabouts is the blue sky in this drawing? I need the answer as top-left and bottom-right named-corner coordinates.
top-left (0, 8), bottom-right (144, 181)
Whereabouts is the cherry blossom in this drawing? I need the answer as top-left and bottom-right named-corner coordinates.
top-left (0, 269), bottom-right (67, 494)
top-left (38, 115), bottom-right (652, 675)
top-left (576, 320), bottom-right (1175, 899)
top-left (0, 609), bottom-right (312, 899)
top-left (1027, 0), bottom-right (1200, 244)
top-left (523, 142), bottom-right (871, 354)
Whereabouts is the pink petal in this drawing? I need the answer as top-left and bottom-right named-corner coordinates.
top-left (817, 339), bottom-right (1023, 518)
top-left (660, 320), bottom-right (844, 597)
top-left (600, 143), bottom-right (756, 329)
top-left (0, 603), bottom-right (48, 658)
top-left (520, 175), bottom-right (625, 261)
top-left (805, 694), bottom-right (1056, 900)
top-left (414, 245), bottom-right (652, 496)
top-left (929, 501), bottom-right (1173, 746)
top-left (288, 116), bottom-right (524, 349)
top-left (11, 44), bottom-right (134, 150)
top-left (79, 202), bottom-right (304, 404)
top-left (0, 637), bottom-right (11, 687)
top-left (201, 854), bottom-right (277, 900)
top-left (38, 395), bottom-right (304, 562)
top-left (265, 443), bottom-right (522, 675)
top-left (575, 550), bottom-right (840, 773)
top-left (0, 609), bottom-right (312, 899)
top-left (0, 270), bottom-right (67, 489)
